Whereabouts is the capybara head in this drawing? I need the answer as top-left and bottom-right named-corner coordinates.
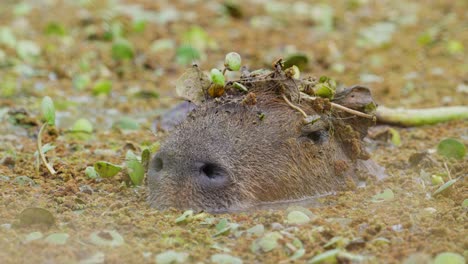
top-left (148, 66), bottom-right (377, 212)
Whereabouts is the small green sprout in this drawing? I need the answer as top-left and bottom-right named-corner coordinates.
top-left (210, 68), bottom-right (225, 86)
top-left (224, 52), bottom-right (241, 71)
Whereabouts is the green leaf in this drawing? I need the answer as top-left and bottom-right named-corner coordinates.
top-left (45, 22), bottom-right (67, 36)
top-left (0, 27), bottom-right (16, 48)
top-left (224, 52), bottom-right (242, 71)
top-left (283, 53), bottom-right (309, 70)
top-left (290, 248), bottom-right (306, 261)
top-left (113, 117), bottom-right (140, 130)
top-left (251, 232), bottom-right (282, 253)
top-left (17, 207), bottom-right (55, 228)
top-left (433, 178), bottom-right (457, 196)
top-left (89, 230), bottom-right (125, 247)
top-left (210, 69), bottom-right (225, 86)
top-left (132, 19), bottom-right (147, 33)
top-left (92, 80), bottom-right (112, 96)
top-left (72, 75), bottom-right (91, 91)
top-left (24, 231), bottom-right (43, 242)
top-left (85, 166), bottom-right (99, 179)
top-left (211, 254), bottom-right (243, 264)
top-left (16, 40), bottom-right (41, 61)
top-left (371, 188), bottom-right (394, 202)
top-left (433, 252), bottom-right (465, 264)
top-left (93, 161), bottom-right (122, 178)
top-left (388, 128), bottom-right (401, 146)
top-left (462, 199), bottom-right (468, 208)
top-left (155, 250), bottom-right (189, 264)
top-left (286, 211), bottom-right (311, 225)
top-left (246, 224), bottom-right (264, 237)
top-left (125, 150), bottom-right (145, 186)
top-left (45, 233), bottom-right (69, 245)
top-left (437, 138), bottom-right (466, 160)
top-left (308, 249), bottom-right (340, 264)
top-left (446, 40), bottom-right (464, 55)
top-left (176, 45), bottom-right (201, 65)
top-left (175, 210), bottom-right (194, 224)
top-left (71, 118), bottom-right (93, 133)
top-left (41, 96), bottom-right (56, 126)
top-left (112, 38), bottom-right (134, 60)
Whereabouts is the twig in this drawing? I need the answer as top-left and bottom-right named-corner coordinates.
top-left (299, 92), bottom-right (375, 119)
top-left (282, 94), bottom-right (307, 118)
top-left (330, 102), bottom-right (376, 120)
top-left (37, 123), bottom-right (57, 175)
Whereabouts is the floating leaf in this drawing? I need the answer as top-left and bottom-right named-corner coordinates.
top-left (132, 19), bottom-right (147, 33)
top-left (246, 224), bottom-right (264, 237)
top-left (388, 128), bottom-right (401, 146)
top-left (286, 211), bottom-right (310, 225)
top-left (462, 199), bottom-right (468, 208)
top-left (93, 161), bottom-right (122, 178)
top-left (13, 176), bottom-right (37, 186)
top-left (175, 210), bottom-right (193, 224)
top-left (92, 80), bottom-right (112, 96)
top-left (85, 166), bottom-right (99, 179)
top-left (16, 40), bottom-right (41, 60)
top-left (283, 53), bottom-right (309, 70)
top-left (150, 39), bottom-right (175, 53)
top-left (45, 233), bottom-right (69, 245)
top-left (358, 22), bottom-right (396, 48)
top-left (41, 96), bottom-right (56, 126)
top-left (290, 248), bottom-right (306, 261)
top-left (0, 27), bottom-right (16, 48)
top-left (112, 38), bottom-right (134, 60)
top-left (433, 252), bottom-right (465, 264)
top-left (89, 230), bottom-right (124, 247)
top-left (437, 138), bottom-right (466, 160)
top-left (446, 40), bottom-right (464, 55)
top-left (72, 75), bottom-right (91, 91)
top-left (433, 178), bottom-right (457, 196)
top-left (371, 188), bottom-right (394, 202)
top-left (181, 26), bottom-right (215, 52)
top-left (45, 22), bottom-right (67, 36)
top-left (308, 249), bottom-right (340, 264)
top-left (17, 207), bottom-right (55, 227)
top-left (211, 254), bottom-right (243, 264)
top-left (224, 52), bottom-right (242, 71)
top-left (155, 250), bottom-right (189, 264)
top-left (113, 117), bottom-right (140, 130)
top-left (176, 65), bottom-right (210, 104)
top-left (71, 118), bottom-right (93, 133)
top-left (176, 45), bottom-right (201, 65)
top-left (323, 236), bottom-right (349, 249)
top-left (251, 232), bottom-right (282, 253)
top-left (214, 219), bottom-right (232, 237)
top-left (125, 150), bottom-right (145, 186)
top-left (24, 231), bottom-right (43, 242)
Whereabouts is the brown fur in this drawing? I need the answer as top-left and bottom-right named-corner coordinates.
top-left (148, 78), bottom-right (377, 212)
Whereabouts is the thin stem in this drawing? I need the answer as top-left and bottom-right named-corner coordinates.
top-left (282, 94), bottom-right (307, 118)
top-left (300, 92), bottom-right (375, 120)
top-left (37, 123), bottom-right (57, 175)
top-left (330, 102), bottom-right (376, 120)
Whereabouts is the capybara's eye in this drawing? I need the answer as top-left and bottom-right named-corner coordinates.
top-left (305, 130), bottom-right (328, 144)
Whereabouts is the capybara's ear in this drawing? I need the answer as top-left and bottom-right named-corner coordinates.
top-left (332, 85), bottom-right (377, 139)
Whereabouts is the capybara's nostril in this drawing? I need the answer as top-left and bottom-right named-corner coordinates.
top-left (197, 162), bottom-right (229, 188)
top-left (153, 157), bottom-right (163, 172)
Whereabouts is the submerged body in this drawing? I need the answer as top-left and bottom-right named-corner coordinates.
top-left (148, 71), bottom-right (380, 212)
